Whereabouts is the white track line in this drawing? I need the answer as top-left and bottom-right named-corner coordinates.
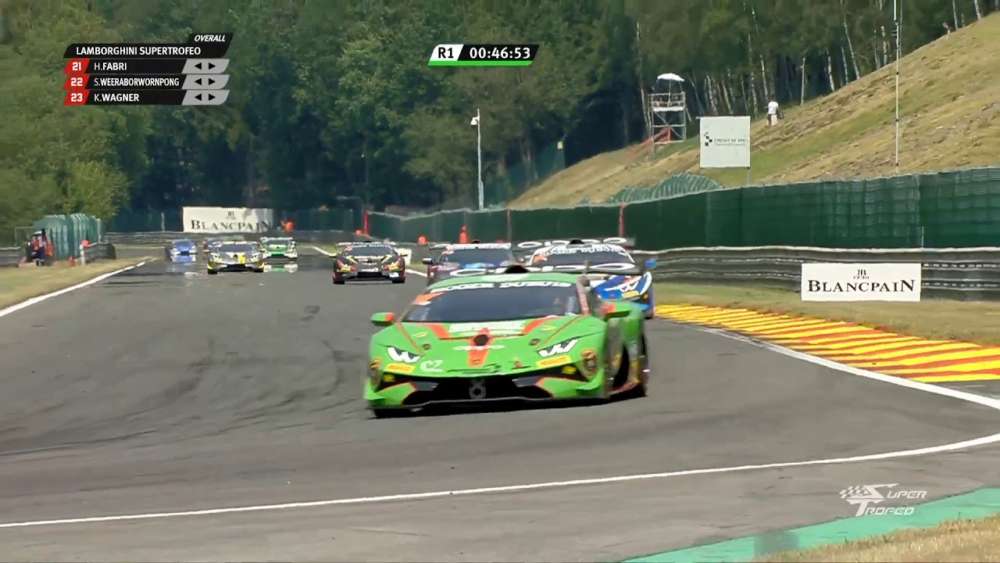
top-left (1, 322), bottom-right (998, 529)
top-left (0, 261), bottom-right (147, 319)
top-left (311, 245), bottom-right (426, 277)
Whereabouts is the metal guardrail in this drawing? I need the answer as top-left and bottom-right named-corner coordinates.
top-left (0, 247), bottom-right (22, 267)
top-left (633, 246), bottom-right (1000, 299)
top-left (0, 242), bottom-right (117, 267)
top-left (107, 230), bottom-right (356, 246)
top-left (81, 242), bottom-right (116, 262)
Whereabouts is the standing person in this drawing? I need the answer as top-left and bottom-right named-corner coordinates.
top-left (42, 229), bottom-right (53, 263)
top-left (458, 225), bottom-right (470, 244)
top-left (767, 99), bottom-right (780, 126)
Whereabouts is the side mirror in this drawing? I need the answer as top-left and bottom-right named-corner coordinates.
top-left (421, 257), bottom-right (433, 265)
top-left (371, 312), bottom-right (395, 326)
top-left (600, 302), bottom-right (631, 319)
top-left (644, 258), bottom-right (658, 270)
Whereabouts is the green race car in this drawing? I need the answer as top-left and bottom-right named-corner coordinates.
top-left (365, 269), bottom-right (649, 416)
top-left (260, 236), bottom-right (298, 260)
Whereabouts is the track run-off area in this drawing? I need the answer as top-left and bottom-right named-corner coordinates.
top-left (1, 248), bottom-right (999, 561)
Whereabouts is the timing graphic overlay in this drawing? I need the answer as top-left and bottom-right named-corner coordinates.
top-left (64, 33), bottom-right (232, 106)
top-left (428, 44), bottom-right (538, 67)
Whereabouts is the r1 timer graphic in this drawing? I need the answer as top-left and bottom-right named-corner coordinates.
top-left (428, 44), bottom-right (538, 67)
top-left (64, 33), bottom-right (232, 106)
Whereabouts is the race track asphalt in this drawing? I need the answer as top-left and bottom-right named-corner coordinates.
top-left (1, 249), bottom-right (998, 561)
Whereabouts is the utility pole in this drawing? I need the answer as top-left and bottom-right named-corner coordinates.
top-left (894, 0), bottom-right (901, 172)
top-left (473, 107), bottom-right (484, 209)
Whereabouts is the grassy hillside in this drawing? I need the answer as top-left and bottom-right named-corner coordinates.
top-left (514, 14), bottom-right (1000, 208)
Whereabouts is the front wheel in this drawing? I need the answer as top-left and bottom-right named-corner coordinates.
top-left (333, 277), bottom-right (345, 285)
top-left (207, 269), bottom-right (218, 275)
top-left (631, 336), bottom-right (650, 398)
top-left (391, 277), bottom-right (405, 284)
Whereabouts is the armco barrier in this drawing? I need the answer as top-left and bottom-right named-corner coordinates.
top-left (107, 230), bottom-right (356, 246)
top-left (0, 247), bottom-right (22, 267)
top-left (640, 246), bottom-right (1000, 299)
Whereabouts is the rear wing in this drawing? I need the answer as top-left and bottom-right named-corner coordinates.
top-left (512, 237), bottom-right (635, 262)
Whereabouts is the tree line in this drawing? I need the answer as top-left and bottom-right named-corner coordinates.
top-left (0, 0), bottom-right (994, 242)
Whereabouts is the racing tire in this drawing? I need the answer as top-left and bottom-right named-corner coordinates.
top-left (207, 269), bottom-right (218, 275)
top-left (632, 335), bottom-right (650, 398)
top-left (333, 278), bottom-right (345, 285)
top-left (391, 277), bottom-right (405, 284)
top-left (372, 408), bottom-right (405, 419)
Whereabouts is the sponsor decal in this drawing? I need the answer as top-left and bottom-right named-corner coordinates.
top-left (544, 244), bottom-right (628, 255)
top-left (448, 320), bottom-right (526, 336)
top-left (384, 362), bottom-right (416, 374)
top-left (839, 484), bottom-right (927, 517)
top-left (419, 359), bottom-right (444, 373)
top-left (516, 237), bottom-right (627, 249)
top-left (536, 354), bottom-right (572, 368)
top-left (801, 263), bottom-right (921, 302)
top-left (430, 281), bottom-right (573, 293)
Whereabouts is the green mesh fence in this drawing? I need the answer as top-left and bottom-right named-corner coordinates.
top-left (108, 209), bottom-right (181, 232)
top-left (920, 168), bottom-right (1000, 247)
top-left (607, 173), bottom-right (725, 203)
top-left (509, 206), bottom-right (620, 241)
top-left (279, 208), bottom-right (355, 232)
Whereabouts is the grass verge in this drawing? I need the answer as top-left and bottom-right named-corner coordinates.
top-left (761, 515), bottom-right (1000, 562)
top-left (0, 258), bottom-right (151, 309)
top-left (655, 282), bottom-right (1000, 346)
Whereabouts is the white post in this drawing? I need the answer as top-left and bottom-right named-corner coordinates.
top-left (894, 0), bottom-right (900, 172)
top-left (476, 107), bottom-right (484, 210)
top-left (79, 243), bottom-right (86, 266)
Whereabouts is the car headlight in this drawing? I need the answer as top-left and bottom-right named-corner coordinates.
top-left (209, 253), bottom-right (220, 261)
top-left (387, 346), bottom-right (420, 363)
top-left (537, 338), bottom-right (578, 358)
top-left (387, 261), bottom-right (400, 271)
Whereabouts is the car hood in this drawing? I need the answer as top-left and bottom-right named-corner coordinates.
top-left (372, 315), bottom-right (605, 376)
top-left (591, 272), bottom-right (652, 301)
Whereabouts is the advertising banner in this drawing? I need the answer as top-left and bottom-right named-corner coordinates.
top-left (699, 116), bottom-right (751, 168)
top-left (801, 263), bottom-right (921, 302)
top-left (182, 207), bottom-right (274, 233)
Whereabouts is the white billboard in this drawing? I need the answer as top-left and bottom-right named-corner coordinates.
top-left (182, 207), bottom-right (274, 233)
top-left (801, 263), bottom-right (921, 302)
top-left (699, 116), bottom-right (750, 168)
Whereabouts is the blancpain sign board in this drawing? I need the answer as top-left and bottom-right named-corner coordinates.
top-left (183, 207), bottom-right (274, 233)
top-left (699, 116), bottom-right (750, 168)
top-left (801, 263), bottom-right (921, 302)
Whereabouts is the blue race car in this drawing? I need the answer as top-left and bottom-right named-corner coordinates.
top-left (420, 242), bottom-right (516, 284)
top-left (525, 240), bottom-right (656, 319)
top-left (165, 239), bottom-right (198, 263)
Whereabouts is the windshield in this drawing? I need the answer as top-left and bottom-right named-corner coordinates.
top-left (403, 281), bottom-right (581, 322)
top-left (538, 249), bottom-right (634, 266)
top-left (173, 240), bottom-right (194, 247)
top-left (345, 245), bottom-right (394, 257)
top-left (440, 248), bottom-right (514, 265)
top-left (220, 243), bottom-right (256, 253)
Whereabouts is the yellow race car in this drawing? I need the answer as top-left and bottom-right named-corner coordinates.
top-left (207, 241), bottom-right (265, 274)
